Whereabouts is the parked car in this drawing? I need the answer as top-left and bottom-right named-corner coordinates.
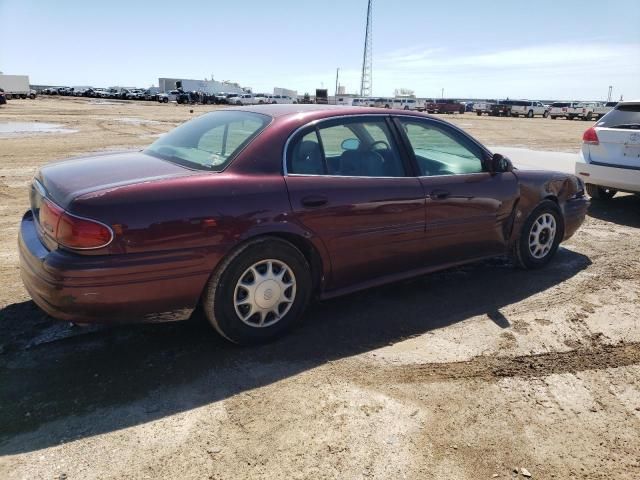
top-left (157, 90), bottom-right (181, 103)
top-left (425, 99), bottom-right (465, 114)
top-left (593, 101), bottom-right (618, 119)
top-left (18, 105), bottom-right (588, 344)
top-left (229, 93), bottom-right (256, 105)
top-left (254, 93), bottom-right (268, 104)
top-left (271, 94), bottom-right (295, 104)
top-left (474, 100), bottom-right (511, 117)
top-left (143, 89), bottom-right (158, 102)
top-left (93, 88), bottom-right (109, 98)
top-left (567, 102), bottom-right (599, 121)
top-left (0, 88), bottom-right (6, 106)
top-left (575, 100), bottom-right (640, 199)
top-left (549, 102), bottom-right (581, 120)
top-left (393, 98), bottom-right (421, 110)
top-left (509, 100), bottom-right (549, 118)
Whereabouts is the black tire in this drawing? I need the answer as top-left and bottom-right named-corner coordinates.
top-left (513, 200), bottom-right (564, 269)
top-left (551, 116), bottom-right (557, 120)
top-left (586, 184), bottom-right (616, 200)
top-left (163, 97), bottom-right (169, 103)
top-left (202, 237), bottom-right (312, 345)
top-left (476, 111), bottom-right (482, 116)
top-left (543, 111), bottom-right (549, 118)
top-left (527, 110), bottom-right (534, 118)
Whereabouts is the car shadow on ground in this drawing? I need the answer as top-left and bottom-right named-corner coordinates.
top-left (587, 193), bottom-right (640, 228)
top-left (0, 249), bottom-right (591, 454)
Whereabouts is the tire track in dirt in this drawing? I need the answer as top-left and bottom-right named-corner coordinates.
top-left (355, 343), bottom-right (640, 384)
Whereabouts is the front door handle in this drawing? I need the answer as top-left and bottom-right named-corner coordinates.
top-left (301, 195), bottom-right (328, 208)
top-left (429, 189), bottom-right (450, 200)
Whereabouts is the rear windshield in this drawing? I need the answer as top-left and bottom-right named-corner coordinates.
top-left (145, 110), bottom-right (270, 171)
top-left (596, 104), bottom-right (640, 129)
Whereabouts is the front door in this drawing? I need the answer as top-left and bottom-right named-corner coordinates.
top-left (284, 116), bottom-right (425, 291)
top-left (394, 117), bottom-right (518, 266)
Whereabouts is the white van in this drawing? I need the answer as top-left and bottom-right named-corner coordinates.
top-left (393, 98), bottom-right (420, 111)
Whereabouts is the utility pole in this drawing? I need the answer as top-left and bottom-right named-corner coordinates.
top-left (360, 0), bottom-right (373, 97)
top-left (607, 85), bottom-right (613, 102)
top-left (441, 88), bottom-right (444, 99)
top-left (335, 68), bottom-right (340, 104)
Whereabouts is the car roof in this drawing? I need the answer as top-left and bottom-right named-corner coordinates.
top-left (231, 103), bottom-right (429, 120)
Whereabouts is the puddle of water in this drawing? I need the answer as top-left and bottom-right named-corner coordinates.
top-left (0, 122), bottom-right (77, 138)
top-left (117, 117), bottom-right (161, 125)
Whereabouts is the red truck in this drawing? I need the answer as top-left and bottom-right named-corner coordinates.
top-left (425, 98), bottom-right (465, 114)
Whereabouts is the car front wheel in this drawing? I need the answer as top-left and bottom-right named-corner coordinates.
top-left (202, 238), bottom-right (312, 344)
top-left (514, 200), bottom-right (563, 269)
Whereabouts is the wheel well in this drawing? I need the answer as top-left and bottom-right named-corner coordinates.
top-left (255, 232), bottom-right (324, 293)
top-left (544, 195), bottom-right (559, 205)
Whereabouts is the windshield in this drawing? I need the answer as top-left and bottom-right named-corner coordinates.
top-left (145, 111), bottom-right (270, 171)
top-left (596, 104), bottom-right (640, 128)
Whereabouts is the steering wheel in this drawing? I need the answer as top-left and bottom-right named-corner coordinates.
top-left (370, 140), bottom-right (391, 151)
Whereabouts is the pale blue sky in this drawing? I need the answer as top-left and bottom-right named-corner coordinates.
top-left (1, 0), bottom-right (638, 100)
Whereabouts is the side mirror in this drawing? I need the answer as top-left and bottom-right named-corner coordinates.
top-left (489, 153), bottom-right (513, 173)
top-left (341, 138), bottom-right (360, 151)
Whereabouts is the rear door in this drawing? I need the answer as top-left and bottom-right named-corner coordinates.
top-left (394, 117), bottom-right (519, 265)
top-left (284, 116), bottom-right (426, 291)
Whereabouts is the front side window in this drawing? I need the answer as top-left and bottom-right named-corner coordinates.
top-left (399, 120), bottom-right (485, 176)
top-left (145, 111), bottom-right (270, 171)
top-left (287, 119), bottom-right (405, 177)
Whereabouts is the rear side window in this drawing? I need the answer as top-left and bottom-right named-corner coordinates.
top-left (146, 110), bottom-right (269, 171)
top-left (287, 119), bottom-right (406, 177)
top-left (596, 104), bottom-right (640, 128)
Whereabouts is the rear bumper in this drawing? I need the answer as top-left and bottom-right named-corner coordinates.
top-left (19, 211), bottom-right (221, 324)
top-left (575, 156), bottom-right (640, 194)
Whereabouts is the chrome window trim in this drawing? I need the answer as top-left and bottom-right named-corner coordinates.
top-left (282, 113), bottom-right (492, 177)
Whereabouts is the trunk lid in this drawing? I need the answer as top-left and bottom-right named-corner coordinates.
top-left (589, 127), bottom-right (640, 168)
top-left (35, 150), bottom-right (196, 208)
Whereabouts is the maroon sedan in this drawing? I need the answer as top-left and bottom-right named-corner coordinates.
top-left (19, 105), bottom-right (589, 344)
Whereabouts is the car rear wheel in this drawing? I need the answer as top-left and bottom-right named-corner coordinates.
top-left (586, 184), bottom-right (617, 200)
top-left (543, 111), bottom-right (549, 118)
top-left (163, 97), bottom-right (169, 103)
top-left (527, 110), bottom-right (534, 118)
top-left (513, 200), bottom-right (563, 269)
top-left (202, 238), bottom-right (312, 345)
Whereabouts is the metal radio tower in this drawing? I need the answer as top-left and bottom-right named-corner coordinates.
top-left (360, 0), bottom-right (373, 97)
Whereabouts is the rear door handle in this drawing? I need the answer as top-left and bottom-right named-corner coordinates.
top-left (301, 195), bottom-right (328, 208)
top-left (429, 189), bottom-right (450, 200)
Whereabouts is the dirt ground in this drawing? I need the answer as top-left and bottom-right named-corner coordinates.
top-left (0, 97), bottom-right (639, 479)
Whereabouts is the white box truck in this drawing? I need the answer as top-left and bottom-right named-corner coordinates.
top-left (0, 75), bottom-right (35, 99)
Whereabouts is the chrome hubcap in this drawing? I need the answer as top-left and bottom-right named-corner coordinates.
top-left (233, 259), bottom-right (296, 328)
top-left (529, 213), bottom-right (556, 259)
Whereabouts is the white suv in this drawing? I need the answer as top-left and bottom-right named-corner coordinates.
top-left (229, 94), bottom-right (256, 105)
top-left (575, 100), bottom-right (640, 199)
top-left (510, 100), bottom-right (549, 118)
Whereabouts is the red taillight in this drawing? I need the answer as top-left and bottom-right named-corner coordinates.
top-left (39, 199), bottom-right (63, 235)
top-left (583, 127), bottom-right (599, 145)
top-left (38, 199), bottom-right (113, 249)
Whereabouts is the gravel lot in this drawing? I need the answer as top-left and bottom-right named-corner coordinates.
top-left (1, 97), bottom-right (639, 479)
